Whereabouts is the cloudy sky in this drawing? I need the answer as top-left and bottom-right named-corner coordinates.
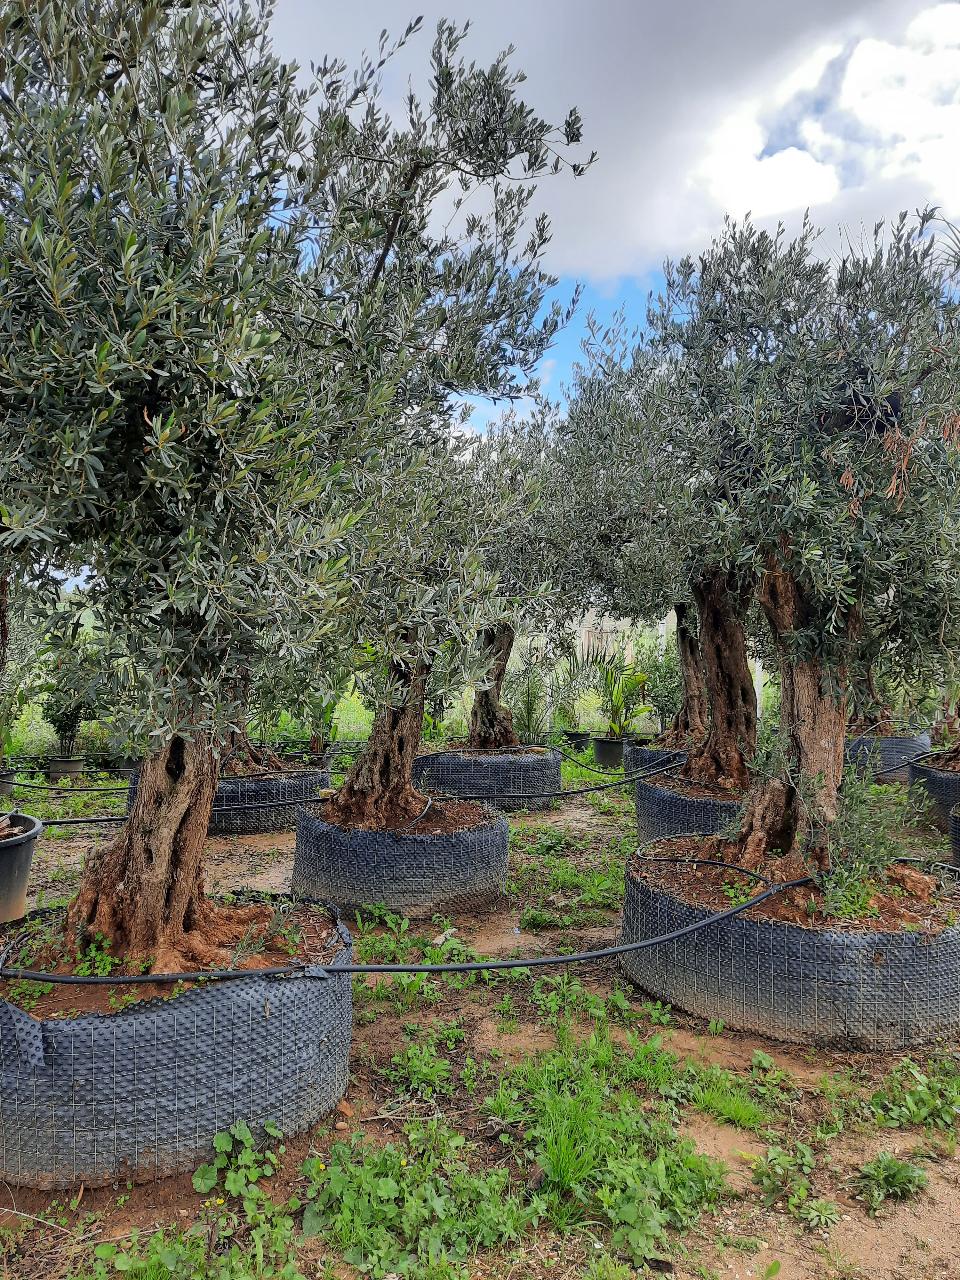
top-left (269, 0), bottom-right (960, 414)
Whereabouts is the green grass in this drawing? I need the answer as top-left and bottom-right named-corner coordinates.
top-left (6, 770), bottom-right (127, 837)
top-left (507, 825), bottom-right (630, 928)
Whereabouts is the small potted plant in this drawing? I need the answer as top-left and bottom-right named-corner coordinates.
top-left (0, 810), bottom-right (43, 923)
top-left (589, 647), bottom-right (651, 769)
top-left (40, 636), bottom-right (99, 782)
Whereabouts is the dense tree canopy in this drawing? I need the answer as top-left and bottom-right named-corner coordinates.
top-left (0, 0), bottom-right (591, 963)
top-left (564, 212), bottom-right (960, 866)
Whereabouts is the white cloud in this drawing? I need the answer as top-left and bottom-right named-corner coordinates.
top-left (683, 3), bottom-right (960, 254)
top-left (694, 109), bottom-right (841, 218)
top-left (269, 0), bottom-right (954, 280)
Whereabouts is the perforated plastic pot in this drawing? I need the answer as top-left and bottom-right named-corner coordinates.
top-left (845, 732), bottom-right (931, 784)
top-left (908, 756), bottom-right (960, 832)
top-left (592, 736), bottom-right (624, 769)
top-left (620, 869), bottom-right (960, 1050)
top-left (0, 813), bottom-right (42, 924)
top-left (634, 776), bottom-right (740, 842)
top-left (0, 901), bottom-right (353, 1189)
top-left (127, 766), bottom-right (330, 836)
top-left (950, 805), bottom-right (960, 865)
top-left (293, 804), bottom-right (508, 917)
top-left (412, 748), bottom-right (561, 813)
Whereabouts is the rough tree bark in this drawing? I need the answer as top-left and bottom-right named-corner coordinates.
top-left (468, 622), bottom-right (520, 750)
top-left (221, 722), bottom-right (285, 774)
top-left (67, 731), bottom-right (261, 972)
top-left (329, 659), bottom-right (431, 828)
top-left (680, 571), bottom-right (757, 791)
top-left (657, 601), bottom-right (708, 748)
top-left (739, 562), bottom-right (848, 869)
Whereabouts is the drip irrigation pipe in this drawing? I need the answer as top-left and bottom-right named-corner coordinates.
top-left (0, 862), bottom-right (815, 986)
top-left (3, 766), bottom-right (329, 795)
top-left (26, 757), bottom-right (678, 829)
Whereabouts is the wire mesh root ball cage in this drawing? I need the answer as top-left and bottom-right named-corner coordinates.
top-left (127, 766), bottom-right (330, 837)
top-left (0, 898), bottom-right (352, 1189)
top-left (845, 731), bottom-right (931, 784)
top-left (908, 755), bottom-right (960, 833)
top-left (634, 775), bottom-right (740, 843)
top-left (411, 747), bottom-right (561, 813)
top-left (620, 867), bottom-right (960, 1051)
top-left (293, 803), bottom-right (509, 918)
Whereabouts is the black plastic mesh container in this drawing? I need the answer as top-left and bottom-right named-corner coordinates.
top-left (0, 905), bottom-right (352, 1190)
top-left (950, 806), bottom-right (960, 865)
top-left (620, 871), bottom-right (960, 1050)
top-left (908, 756), bottom-right (960, 832)
top-left (293, 805), bottom-right (508, 917)
top-left (845, 732), bottom-right (931, 784)
top-left (127, 767), bottom-right (329, 837)
top-left (634, 775), bottom-right (740, 842)
top-left (623, 742), bottom-right (686, 776)
top-left (411, 748), bottom-right (561, 813)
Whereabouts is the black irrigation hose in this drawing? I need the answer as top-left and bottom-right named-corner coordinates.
top-left (7, 781), bottom-right (132, 795)
top-left (4, 766), bottom-right (327, 795)
top-left (0, 864), bottom-right (815, 986)
top-left (29, 758), bottom-right (680, 829)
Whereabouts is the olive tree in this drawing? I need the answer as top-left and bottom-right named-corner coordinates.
top-left (560, 348), bottom-right (723, 769)
top-left (567, 213), bottom-right (960, 868)
top-left (0, 0), bottom-right (408, 968)
top-left (735, 215), bottom-right (960, 864)
top-left (330, 429), bottom-right (542, 827)
top-left (463, 408), bottom-right (580, 750)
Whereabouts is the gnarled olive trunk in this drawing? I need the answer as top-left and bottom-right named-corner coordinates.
top-left (681, 571), bottom-right (756, 791)
top-left (331, 660), bottom-right (430, 828)
top-left (739, 564), bottom-right (848, 869)
top-left (221, 722), bottom-right (285, 774)
top-left (468, 622), bottom-right (519, 750)
top-left (659, 601), bottom-right (708, 747)
top-left (67, 731), bottom-right (224, 971)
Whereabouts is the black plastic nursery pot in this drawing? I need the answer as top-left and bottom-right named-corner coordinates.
top-left (47, 757), bottom-right (83, 784)
top-left (127, 766), bottom-right (330, 837)
top-left (0, 899), bottom-right (353, 1190)
top-left (561, 729), bottom-right (591, 752)
top-left (293, 803), bottom-right (509, 918)
top-left (0, 770), bottom-right (12, 799)
top-left (0, 813), bottom-right (42, 924)
top-left (845, 731), bottom-right (931, 784)
top-left (592, 736), bottom-right (624, 769)
top-left (411, 747), bottom-right (561, 813)
top-left (908, 755), bottom-right (960, 833)
top-left (619, 863), bottom-right (960, 1051)
top-left (634, 774), bottom-right (740, 843)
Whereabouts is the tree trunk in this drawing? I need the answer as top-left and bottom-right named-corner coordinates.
top-left (681, 571), bottom-right (756, 791)
top-left (659, 601), bottom-right (708, 747)
top-left (468, 622), bottom-right (520, 750)
top-left (329, 660), bottom-right (430, 828)
top-left (739, 563), bottom-right (848, 869)
top-left (221, 722), bottom-right (285, 774)
top-left (66, 731), bottom-right (259, 972)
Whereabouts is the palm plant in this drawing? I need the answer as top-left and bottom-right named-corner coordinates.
top-left (585, 641), bottom-right (651, 739)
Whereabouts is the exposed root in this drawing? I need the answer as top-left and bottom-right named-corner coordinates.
top-left (325, 783), bottom-right (431, 831)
